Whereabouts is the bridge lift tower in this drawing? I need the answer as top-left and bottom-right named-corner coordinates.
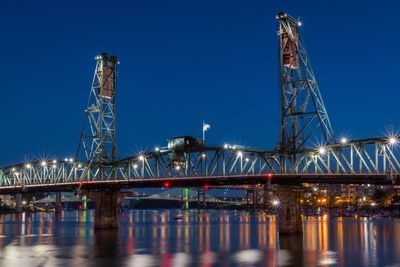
top-left (77, 52), bottom-right (119, 179)
top-left (276, 12), bottom-right (335, 172)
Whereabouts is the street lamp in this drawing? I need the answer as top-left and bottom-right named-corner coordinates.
top-left (389, 137), bottom-right (397, 145)
top-left (318, 146), bottom-right (326, 155)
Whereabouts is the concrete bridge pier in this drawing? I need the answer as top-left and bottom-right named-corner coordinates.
top-left (15, 194), bottom-right (22, 213)
top-left (197, 189), bottom-right (206, 209)
top-left (277, 186), bottom-right (303, 234)
top-left (55, 192), bottom-right (62, 212)
top-left (88, 190), bottom-right (120, 229)
top-left (245, 189), bottom-right (257, 211)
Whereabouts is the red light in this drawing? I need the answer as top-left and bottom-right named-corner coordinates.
top-left (203, 184), bottom-right (209, 190)
top-left (163, 182), bottom-right (170, 188)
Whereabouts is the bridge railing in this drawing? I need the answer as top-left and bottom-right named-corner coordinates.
top-left (288, 137), bottom-right (400, 175)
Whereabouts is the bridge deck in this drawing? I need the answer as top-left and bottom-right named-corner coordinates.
top-left (0, 174), bottom-right (397, 194)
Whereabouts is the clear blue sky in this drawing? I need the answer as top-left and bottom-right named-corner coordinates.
top-left (1, 0), bottom-right (399, 166)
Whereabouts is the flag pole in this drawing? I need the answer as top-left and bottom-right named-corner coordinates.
top-left (202, 120), bottom-right (205, 144)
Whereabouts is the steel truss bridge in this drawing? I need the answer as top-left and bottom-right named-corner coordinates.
top-left (1, 12), bottom-right (399, 194)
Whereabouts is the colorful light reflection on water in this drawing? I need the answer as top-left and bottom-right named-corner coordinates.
top-left (0, 210), bottom-right (398, 266)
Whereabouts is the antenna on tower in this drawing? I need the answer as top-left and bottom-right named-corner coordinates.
top-left (77, 52), bottom-right (119, 179)
top-left (276, 12), bottom-right (334, 159)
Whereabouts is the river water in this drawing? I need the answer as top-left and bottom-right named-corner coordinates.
top-left (0, 209), bottom-right (398, 266)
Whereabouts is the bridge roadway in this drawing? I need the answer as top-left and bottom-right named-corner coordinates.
top-left (0, 173), bottom-right (397, 194)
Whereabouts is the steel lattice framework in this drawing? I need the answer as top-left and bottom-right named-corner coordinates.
top-left (277, 13), bottom-right (334, 166)
top-left (1, 137), bottom-right (400, 187)
top-left (76, 52), bottom-right (118, 179)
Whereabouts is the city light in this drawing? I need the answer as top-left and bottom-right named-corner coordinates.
top-left (25, 163), bottom-right (32, 169)
top-left (175, 166), bottom-right (181, 170)
top-left (340, 137), bottom-right (348, 144)
top-left (52, 160), bottom-right (57, 164)
top-left (138, 155), bottom-right (145, 161)
top-left (237, 151), bottom-right (243, 157)
top-left (155, 147), bottom-right (160, 152)
top-left (271, 197), bottom-right (280, 208)
top-left (133, 164), bottom-right (138, 169)
top-left (318, 146), bottom-right (326, 155)
top-left (245, 158), bottom-right (249, 162)
top-left (224, 144), bottom-right (229, 149)
top-left (40, 161), bottom-right (47, 167)
top-left (11, 168), bottom-right (15, 172)
top-left (202, 153), bottom-right (206, 158)
top-left (389, 136), bottom-right (397, 145)
top-left (68, 158), bottom-right (74, 163)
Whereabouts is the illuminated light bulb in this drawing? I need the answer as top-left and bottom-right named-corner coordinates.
top-left (389, 137), bottom-right (397, 145)
top-left (318, 147), bottom-right (326, 155)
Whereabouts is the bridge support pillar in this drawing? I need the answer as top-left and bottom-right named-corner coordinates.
top-left (246, 189), bottom-right (257, 211)
top-left (88, 190), bottom-right (120, 229)
top-left (55, 192), bottom-right (62, 212)
top-left (197, 189), bottom-right (206, 209)
top-left (15, 194), bottom-right (22, 213)
top-left (277, 186), bottom-right (303, 234)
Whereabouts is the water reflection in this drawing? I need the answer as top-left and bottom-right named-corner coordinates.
top-left (0, 211), bottom-right (399, 266)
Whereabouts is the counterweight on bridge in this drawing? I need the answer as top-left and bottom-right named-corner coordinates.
top-left (76, 52), bottom-right (119, 178)
top-left (277, 12), bottom-right (335, 159)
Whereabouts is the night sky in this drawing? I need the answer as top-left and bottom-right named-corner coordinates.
top-left (1, 0), bottom-right (399, 166)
